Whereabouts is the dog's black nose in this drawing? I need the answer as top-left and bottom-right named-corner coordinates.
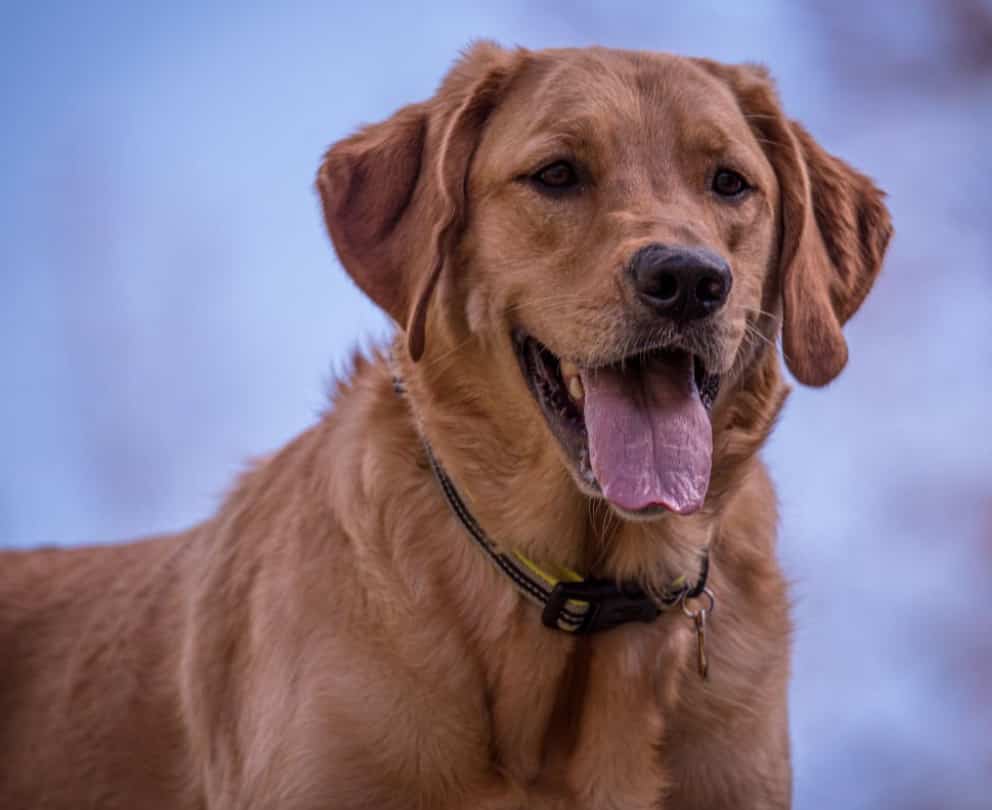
top-left (628, 244), bottom-right (732, 322)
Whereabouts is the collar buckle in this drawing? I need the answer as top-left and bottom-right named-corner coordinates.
top-left (542, 578), bottom-right (661, 635)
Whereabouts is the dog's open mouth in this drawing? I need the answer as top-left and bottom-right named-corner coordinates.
top-left (514, 331), bottom-right (720, 517)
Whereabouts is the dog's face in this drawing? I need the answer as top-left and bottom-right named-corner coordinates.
top-left (319, 45), bottom-right (891, 520)
top-left (460, 53), bottom-right (782, 517)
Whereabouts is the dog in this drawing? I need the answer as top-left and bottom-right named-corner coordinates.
top-left (0, 43), bottom-right (891, 809)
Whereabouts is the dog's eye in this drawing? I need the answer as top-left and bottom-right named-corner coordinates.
top-left (712, 168), bottom-right (750, 198)
top-left (532, 161), bottom-right (579, 191)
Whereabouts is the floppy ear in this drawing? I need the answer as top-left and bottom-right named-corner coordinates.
top-left (696, 61), bottom-right (893, 386)
top-left (317, 42), bottom-right (523, 361)
top-left (779, 121), bottom-right (893, 385)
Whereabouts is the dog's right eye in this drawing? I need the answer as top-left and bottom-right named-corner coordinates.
top-left (531, 161), bottom-right (579, 191)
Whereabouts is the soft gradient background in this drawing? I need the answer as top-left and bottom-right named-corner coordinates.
top-left (2, 1), bottom-right (990, 807)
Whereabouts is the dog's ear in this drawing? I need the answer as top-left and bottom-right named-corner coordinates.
top-left (317, 42), bottom-right (523, 361)
top-left (695, 60), bottom-right (893, 386)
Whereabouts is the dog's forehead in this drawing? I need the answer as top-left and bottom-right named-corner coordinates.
top-left (474, 49), bottom-right (756, 171)
top-left (510, 49), bottom-right (744, 137)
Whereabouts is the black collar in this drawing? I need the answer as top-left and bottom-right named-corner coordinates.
top-left (420, 436), bottom-right (710, 635)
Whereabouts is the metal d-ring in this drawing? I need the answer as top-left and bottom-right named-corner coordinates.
top-left (680, 586), bottom-right (715, 618)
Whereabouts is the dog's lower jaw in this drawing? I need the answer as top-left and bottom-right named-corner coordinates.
top-left (607, 502), bottom-right (671, 523)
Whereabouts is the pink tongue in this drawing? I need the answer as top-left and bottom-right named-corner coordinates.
top-left (580, 354), bottom-right (712, 515)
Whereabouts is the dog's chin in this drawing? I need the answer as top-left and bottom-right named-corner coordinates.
top-left (512, 329), bottom-right (721, 521)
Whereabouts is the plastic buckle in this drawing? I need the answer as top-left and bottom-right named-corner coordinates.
top-left (541, 578), bottom-right (660, 634)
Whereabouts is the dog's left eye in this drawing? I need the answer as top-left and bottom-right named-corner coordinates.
top-left (712, 168), bottom-right (751, 198)
top-left (531, 161), bottom-right (579, 191)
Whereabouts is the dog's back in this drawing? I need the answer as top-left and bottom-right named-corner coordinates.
top-left (0, 537), bottom-right (198, 809)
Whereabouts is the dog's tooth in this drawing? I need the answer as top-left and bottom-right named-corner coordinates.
top-left (560, 359), bottom-right (579, 378)
top-left (567, 375), bottom-right (584, 402)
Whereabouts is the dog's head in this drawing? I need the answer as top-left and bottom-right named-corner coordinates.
top-left (319, 44), bottom-right (891, 521)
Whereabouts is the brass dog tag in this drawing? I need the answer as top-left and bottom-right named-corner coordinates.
top-left (680, 587), bottom-right (715, 681)
top-left (693, 611), bottom-right (708, 680)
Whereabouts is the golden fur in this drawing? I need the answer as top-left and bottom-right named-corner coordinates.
top-left (0, 44), bottom-right (891, 809)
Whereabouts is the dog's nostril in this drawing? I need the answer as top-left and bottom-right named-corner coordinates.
top-left (655, 272), bottom-right (680, 302)
top-left (696, 275), bottom-right (726, 305)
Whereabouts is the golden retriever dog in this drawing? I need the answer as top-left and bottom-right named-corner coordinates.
top-left (0, 43), bottom-right (891, 809)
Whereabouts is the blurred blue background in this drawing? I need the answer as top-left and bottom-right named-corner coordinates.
top-left (2, 1), bottom-right (990, 806)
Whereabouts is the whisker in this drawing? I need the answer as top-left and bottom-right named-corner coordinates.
top-left (729, 304), bottom-right (780, 321)
top-left (742, 322), bottom-right (776, 350)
